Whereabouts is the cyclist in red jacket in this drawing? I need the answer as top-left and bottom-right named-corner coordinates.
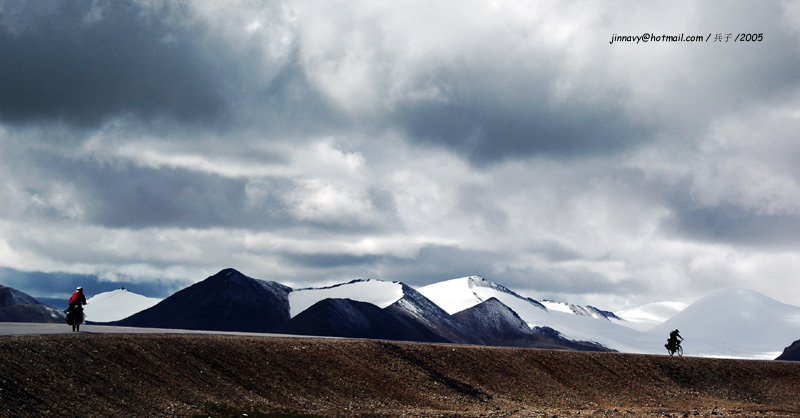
top-left (67, 287), bottom-right (87, 332)
top-left (69, 287), bottom-right (87, 308)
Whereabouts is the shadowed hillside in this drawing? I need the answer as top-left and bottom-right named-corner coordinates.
top-left (777, 339), bottom-right (800, 361)
top-left (2, 334), bottom-right (800, 417)
top-left (0, 284), bottom-right (65, 323)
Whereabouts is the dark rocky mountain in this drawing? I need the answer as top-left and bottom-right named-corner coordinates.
top-left (277, 283), bottom-right (477, 344)
top-left (453, 298), bottom-right (610, 351)
top-left (0, 284), bottom-right (40, 307)
top-left (0, 284), bottom-right (66, 323)
top-left (453, 297), bottom-right (534, 346)
top-left (111, 268), bottom-right (292, 332)
top-left (776, 339), bottom-right (800, 361)
top-left (385, 283), bottom-right (476, 344)
top-left (278, 298), bottom-right (450, 342)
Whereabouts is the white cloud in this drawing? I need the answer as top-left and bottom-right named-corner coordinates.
top-left (284, 179), bottom-right (374, 225)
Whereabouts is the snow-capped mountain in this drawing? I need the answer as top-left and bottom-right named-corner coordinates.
top-left (418, 275), bottom-right (546, 314)
top-left (85, 288), bottom-right (162, 322)
top-left (651, 288), bottom-right (800, 359)
top-left (419, 276), bottom-right (616, 321)
top-left (418, 275), bottom-right (662, 354)
top-left (0, 284), bottom-right (65, 323)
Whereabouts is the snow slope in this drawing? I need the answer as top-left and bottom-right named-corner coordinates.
top-left (85, 289), bottom-right (162, 322)
top-left (651, 288), bottom-right (800, 359)
top-left (615, 301), bottom-right (689, 331)
top-left (417, 276), bottom-right (544, 314)
top-left (418, 276), bottom-right (664, 354)
top-left (288, 279), bottom-right (404, 318)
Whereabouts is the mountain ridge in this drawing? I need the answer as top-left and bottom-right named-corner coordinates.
top-left (5, 270), bottom-right (800, 359)
top-left (102, 269), bottom-right (609, 351)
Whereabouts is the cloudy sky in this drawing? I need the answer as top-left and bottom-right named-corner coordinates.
top-left (2, 0), bottom-right (800, 310)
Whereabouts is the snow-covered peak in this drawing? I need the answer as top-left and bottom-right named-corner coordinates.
top-left (418, 276), bottom-right (663, 353)
top-left (85, 288), bottom-right (162, 322)
top-left (541, 300), bottom-right (619, 320)
top-left (615, 301), bottom-right (689, 331)
top-left (417, 277), bottom-right (483, 315)
top-left (466, 275), bottom-right (508, 291)
top-left (417, 276), bottom-right (544, 316)
top-left (288, 279), bottom-right (404, 318)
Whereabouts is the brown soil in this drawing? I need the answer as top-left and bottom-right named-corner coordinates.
top-left (1, 333), bottom-right (800, 417)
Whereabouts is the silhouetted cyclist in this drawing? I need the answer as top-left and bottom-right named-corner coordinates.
top-left (665, 328), bottom-right (683, 355)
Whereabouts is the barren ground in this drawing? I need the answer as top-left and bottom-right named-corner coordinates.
top-left (1, 333), bottom-right (800, 417)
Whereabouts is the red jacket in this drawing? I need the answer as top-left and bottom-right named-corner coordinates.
top-left (69, 290), bottom-right (86, 306)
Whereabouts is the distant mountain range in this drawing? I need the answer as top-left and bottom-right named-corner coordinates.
top-left (110, 269), bottom-right (606, 351)
top-left (3, 268), bottom-right (800, 360)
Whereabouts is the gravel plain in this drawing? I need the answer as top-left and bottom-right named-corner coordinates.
top-left (1, 332), bottom-right (800, 417)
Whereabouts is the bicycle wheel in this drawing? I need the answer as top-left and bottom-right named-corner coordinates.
top-left (677, 346), bottom-right (683, 357)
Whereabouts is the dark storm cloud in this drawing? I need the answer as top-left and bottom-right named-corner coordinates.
top-left (0, 1), bottom-right (226, 128)
top-left (400, 92), bottom-right (649, 165)
top-left (662, 202), bottom-right (800, 248)
top-left (281, 252), bottom-right (387, 269)
top-left (11, 143), bottom-right (401, 232)
top-left (382, 0), bottom-right (800, 167)
top-left (18, 151), bottom-right (293, 229)
top-left (81, 167), bottom-right (252, 229)
top-left (393, 69), bottom-right (646, 165)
